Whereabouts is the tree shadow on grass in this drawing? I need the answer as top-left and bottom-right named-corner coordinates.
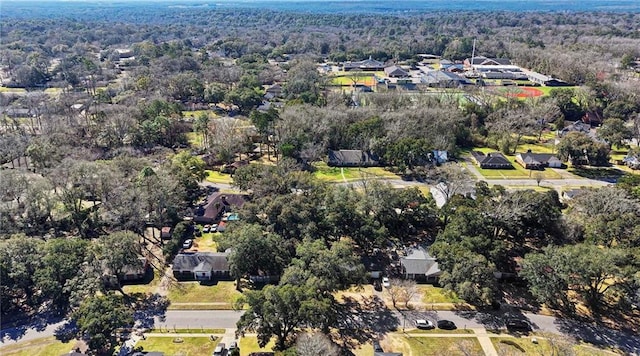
top-left (331, 295), bottom-right (399, 353)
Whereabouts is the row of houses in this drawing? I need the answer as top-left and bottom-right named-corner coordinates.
top-left (471, 150), bottom-right (564, 170)
top-left (327, 149), bottom-right (448, 167)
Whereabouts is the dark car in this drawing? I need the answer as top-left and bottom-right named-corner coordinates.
top-left (505, 318), bottom-right (532, 332)
top-left (373, 340), bottom-right (383, 352)
top-left (437, 320), bottom-right (457, 330)
top-left (373, 280), bottom-right (382, 292)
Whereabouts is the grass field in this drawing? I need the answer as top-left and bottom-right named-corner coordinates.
top-left (205, 170), bottom-right (234, 184)
top-left (135, 336), bottom-right (219, 355)
top-left (1, 337), bottom-right (74, 356)
top-left (167, 281), bottom-right (242, 306)
top-left (121, 269), bottom-right (161, 295)
top-left (330, 74), bottom-right (379, 87)
top-left (312, 162), bottom-right (400, 182)
top-left (419, 285), bottom-right (462, 304)
top-left (492, 336), bottom-right (619, 356)
top-left (388, 335), bottom-right (483, 355)
top-left (239, 336), bottom-right (281, 356)
top-left (187, 233), bottom-right (219, 253)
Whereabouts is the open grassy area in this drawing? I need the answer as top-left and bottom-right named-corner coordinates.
top-left (312, 162), bottom-right (361, 182)
top-left (568, 167), bottom-right (625, 180)
top-left (188, 233), bottom-right (219, 253)
top-left (167, 281), bottom-right (242, 306)
top-left (388, 335), bottom-right (483, 355)
top-left (0, 87), bottom-right (27, 93)
top-left (205, 170), bottom-right (234, 184)
top-left (182, 110), bottom-right (216, 118)
top-left (419, 285), bottom-right (462, 304)
top-left (148, 328), bottom-right (225, 334)
top-left (135, 336), bottom-right (218, 355)
top-left (186, 132), bottom-right (204, 147)
top-left (1, 337), bottom-right (75, 356)
top-left (239, 336), bottom-right (281, 356)
top-left (492, 336), bottom-right (619, 356)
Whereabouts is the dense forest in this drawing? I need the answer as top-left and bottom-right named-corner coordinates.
top-left (1, 4), bottom-right (640, 355)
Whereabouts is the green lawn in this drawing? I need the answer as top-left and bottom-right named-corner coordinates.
top-left (419, 285), bottom-right (462, 304)
top-left (239, 336), bottom-right (281, 356)
top-left (189, 233), bottom-right (219, 252)
top-left (167, 281), bottom-right (242, 306)
top-left (182, 110), bottom-right (216, 118)
top-left (312, 162), bottom-right (399, 182)
top-left (205, 170), bottom-right (234, 184)
top-left (148, 328), bottom-right (225, 334)
top-left (186, 132), bottom-right (204, 147)
top-left (135, 336), bottom-right (218, 355)
top-left (121, 269), bottom-right (161, 295)
top-left (2, 337), bottom-right (75, 356)
top-left (399, 336), bottom-right (483, 355)
top-left (0, 87), bottom-right (26, 93)
top-left (492, 336), bottom-right (619, 356)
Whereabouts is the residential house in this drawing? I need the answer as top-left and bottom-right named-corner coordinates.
top-left (120, 257), bottom-right (151, 282)
top-left (400, 247), bottom-right (441, 282)
top-left (420, 71), bottom-right (471, 88)
top-left (362, 254), bottom-right (385, 279)
top-left (582, 111), bottom-right (603, 126)
top-left (343, 56), bottom-right (386, 72)
top-left (193, 192), bottom-right (249, 224)
top-left (470, 151), bottom-right (513, 169)
top-left (562, 189), bottom-right (587, 201)
top-left (328, 150), bottom-right (380, 167)
top-left (263, 84), bottom-right (283, 100)
top-left (221, 160), bottom-right (249, 174)
top-left (172, 252), bottom-right (230, 281)
top-left (432, 150), bottom-right (448, 164)
top-left (384, 65), bottom-right (409, 78)
top-left (623, 152), bottom-right (640, 169)
top-left (515, 150), bottom-right (563, 169)
top-left (558, 121), bottom-right (590, 137)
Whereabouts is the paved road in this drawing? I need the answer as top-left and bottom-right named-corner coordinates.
top-left (153, 310), bottom-right (242, 330)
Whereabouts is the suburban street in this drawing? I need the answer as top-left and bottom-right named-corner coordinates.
top-left (3, 309), bottom-right (639, 355)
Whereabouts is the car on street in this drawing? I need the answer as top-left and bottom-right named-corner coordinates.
top-left (203, 224), bottom-right (211, 233)
top-left (437, 320), bottom-right (457, 330)
top-left (213, 342), bottom-right (226, 356)
top-left (382, 277), bottom-right (390, 288)
top-left (415, 319), bottom-right (435, 329)
top-left (211, 223), bottom-right (218, 232)
top-left (505, 318), bottom-right (532, 332)
top-left (182, 239), bottom-right (193, 249)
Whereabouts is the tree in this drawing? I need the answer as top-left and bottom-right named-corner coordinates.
top-left (521, 244), bottom-right (635, 313)
top-left (34, 238), bottom-right (89, 312)
top-left (597, 118), bottom-right (633, 149)
top-left (437, 250), bottom-right (497, 306)
top-left (72, 293), bottom-right (134, 354)
top-left (296, 332), bottom-right (340, 356)
top-left (193, 112), bottom-right (211, 148)
top-left (385, 278), bottom-right (417, 309)
top-left (225, 87), bottom-right (263, 114)
top-left (236, 284), bottom-right (317, 351)
top-left (0, 236), bottom-right (44, 314)
top-left (223, 224), bottom-right (289, 287)
top-left (556, 131), bottom-right (610, 166)
top-left (93, 231), bottom-right (142, 293)
top-left (170, 151), bottom-right (207, 201)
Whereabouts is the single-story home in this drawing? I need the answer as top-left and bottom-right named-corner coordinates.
top-left (193, 192), bottom-right (249, 224)
top-left (172, 252), bottom-right (230, 281)
top-left (362, 254), bottom-right (385, 279)
top-left (515, 151), bottom-right (563, 169)
top-left (470, 151), bottom-right (513, 169)
top-left (343, 56), bottom-right (386, 71)
top-left (400, 247), bottom-right (441, 282)
top-left (562, 189), bottom-right (588, 201)
top-left (432, 150), bottom-right (448, 164)
top-left (384, 65), bottom-right (409, 78)
top-left (328, 150), bottom-right (380, 167)
top-left (623, 153), bottom-right (640, 169)
top-left (558, 121), bottom-right (590, 137)
top-left (119, 257), bottom-right (150, 282)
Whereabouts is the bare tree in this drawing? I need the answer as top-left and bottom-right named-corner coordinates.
top-left (534, 172), bottom-right (544, 187)
top-left (296, 332), bottom-right (340, 356)
top-left (386, 278), bottom-right (417, 309)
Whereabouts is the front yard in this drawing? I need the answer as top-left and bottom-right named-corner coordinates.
top-left (385, 334), bottom-right (483, 355)
top-left (135, 336), bottom-right (219, 355)
top-left (1, 337), bottom-right (74, 356)
top-left (167, 281), bottom-right (242, 309)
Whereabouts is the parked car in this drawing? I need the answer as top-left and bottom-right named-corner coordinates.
top-left (415, 319), bottom-right (435, 329)
top-left (373, 280), bottom-right (382, 291)
top-left (437, 320), bottom-right (457, 330)
top-left (213, 342), bottom-right (226, 356)
top-left (203, 225), bottom-right (211, 233)
top-left (505, 318), bottom-right (532, 332)
top-left (182, 239), bottom-right (193, 249)
top-left (211, 223), bottom-right (218, 232)
top-left (373, 340), bottom-right (383, 352)
top-left (382, 277), bottom-right (390, 288)
top-left (228, 340), bottom-right (238, 352)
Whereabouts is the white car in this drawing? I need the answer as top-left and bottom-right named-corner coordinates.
top-left (382, 277), bottom-right (390, 288)
top-left (182, 239), bottom-right (193, 249)
top-left (415, 319), bottom-right (435, 329)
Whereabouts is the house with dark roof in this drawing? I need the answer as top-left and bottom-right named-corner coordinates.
top-left (558, 121), bottom-right (591, 137)
top-left (384, 65), bottom-right (409, 78)
top-left (343, 56), bottom-right (386, 72)
top-left (400, 247), bottom-right (441, 282)
top-left (193, 192), bottom-right (249, 224)
top-left (328, 150), bottom-right (380, 167)
top-left (562, 189), bottom-right (588, 201)
top-left (470, 151), bottom-right (513, 169)
top-left (515, 150), bottom-right (563, 169)
top-left (172, 252), bottom-right (230, 281)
